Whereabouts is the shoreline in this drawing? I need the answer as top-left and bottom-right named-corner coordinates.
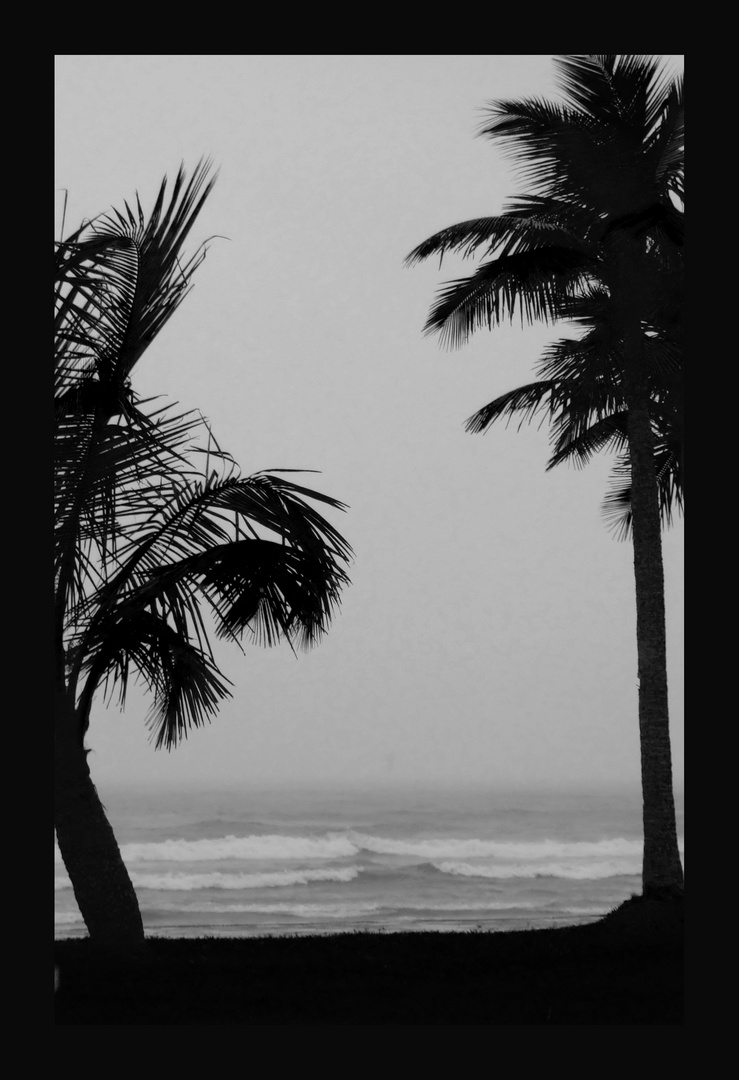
top-left (54, 897), bottom-right (683, 1025)
top-left (55, 911), bottom-right (605, 941)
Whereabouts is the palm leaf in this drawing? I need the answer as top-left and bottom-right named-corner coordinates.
top-left (55, 158), bottom-right (218, 395)
top-left (404, 198), bottom-right (589, 268)
top-left (481, 57), bottom-right (683, 224)
top-left (82, 605), bottom-right (233, 750)
top-left (424, 247), bottom-right (592, 348)
top-left (465, 380), bottom-right (558, 435)
top-left (601, 436), bottom-right (683, 541)
top-left (71, 465), bottom-right (352, 735)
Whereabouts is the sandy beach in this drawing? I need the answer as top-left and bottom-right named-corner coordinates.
top-left (54, 895), bottom-right (682, 1025)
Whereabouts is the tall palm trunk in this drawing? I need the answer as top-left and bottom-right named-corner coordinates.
top-left (55, 691), bottom-right (145, 947)
top-left (621, 282), bottom-right (684, 896)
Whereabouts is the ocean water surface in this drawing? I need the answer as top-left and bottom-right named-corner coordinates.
top-left (55, 782), bottom-right (684, 939)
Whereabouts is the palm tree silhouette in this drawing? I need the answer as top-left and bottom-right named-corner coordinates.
top-left (462, 269), bottom-right (683, 541)
top-left (407, 55), bottom-right (683, 897)
top-left (55, 160), bottom-right (353, 946)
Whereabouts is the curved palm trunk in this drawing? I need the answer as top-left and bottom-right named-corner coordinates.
top-left (623, 323), bottom-right (684, 897)
top-left (55, 692), bottom-right (145, 947)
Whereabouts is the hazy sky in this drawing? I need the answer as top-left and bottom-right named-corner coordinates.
top-left (54, 55), bottom-right (684, 793)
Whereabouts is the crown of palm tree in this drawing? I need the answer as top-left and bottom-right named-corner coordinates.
top-left (55, 160), bottom-right (353, 749)
top-left (405, 55), bottom-right (683, 538)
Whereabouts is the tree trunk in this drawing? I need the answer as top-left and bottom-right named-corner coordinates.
top-left (623, 331), bottom-right (684, 897)
top-left (55, 696), bottom-right (145, 948)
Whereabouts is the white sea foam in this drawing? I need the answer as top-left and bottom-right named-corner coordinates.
top-left (119, 834), bottom-right (359, 862)
top-left (171, 900), bottom-right (385, 918)
top-left (56, 831), bottom-right (683, 866)
top-left (165, 899), bottom-right (558, 916)
top-left (347, 831), bottom-right (645, 860)
top-left (433, 858), bottom-right (640, 880)
top-left (133, 866), bottom-right (361, 891)
top-left (54, 865), bottom-right (360, 892)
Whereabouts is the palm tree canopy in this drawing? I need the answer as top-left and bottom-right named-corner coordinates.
top-left (405, 55), bottom-right (683, 535)
top-left (55, 162), bottom-right (353, 749)
top-left (56, 159), bottom-right (218, 402)
top-left (480, 55), bottom-right (684, 220)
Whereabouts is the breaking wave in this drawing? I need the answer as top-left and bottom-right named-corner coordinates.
top-left (432, 859), bottom-right (639, 880)
top-left (120, 834), bottom-right (359, 862)
top-left (55, 832), bottom-right (654, 864)
top-left (55, 865), bottom-right (361, 892)
top-left (345, 832), bottom-right (646, 860)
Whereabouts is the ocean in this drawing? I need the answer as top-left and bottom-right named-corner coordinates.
top-left (55, 782), bottom-right (684, 939)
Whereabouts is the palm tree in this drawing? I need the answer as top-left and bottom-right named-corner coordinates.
top-left (463, 281), bottom-right (684, 541)
top-left (55, 160), bottom-right (353, 946)
top-left (406, 55), bottom-right (683, 897)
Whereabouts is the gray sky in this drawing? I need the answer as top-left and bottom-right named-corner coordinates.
top-left (55, 55), bottom-right (684, 792)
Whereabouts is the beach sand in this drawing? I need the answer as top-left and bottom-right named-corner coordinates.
top-left (53, 895), bottom-right (682, 1024)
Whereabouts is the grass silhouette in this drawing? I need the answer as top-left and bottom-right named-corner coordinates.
top-left (54, 895), bottom-right (682, 1024)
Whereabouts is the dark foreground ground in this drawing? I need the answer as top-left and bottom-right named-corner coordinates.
top-left (54, 896), bottom-right (682, 1025)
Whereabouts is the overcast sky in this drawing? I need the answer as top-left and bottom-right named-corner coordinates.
top-left (54, 55), bottom-right (684, 793)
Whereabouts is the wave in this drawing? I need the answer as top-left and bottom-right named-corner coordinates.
top-left (346, 832), bottom-right (647, 859)
top-left (55, 834), bottom-right (358, 864)
top-left (159, 900), bottom-right (385, 918)
top-left (56, 897), bottom-right (612, 929)
top-left (432, 858), bottom-right (640, 880)
top-left (122, 834), bottom-right (359, 862)
top-left (153, 898), bottom-right (570, 917)
top-left (55, 830), bottom-right (684, 866)
top-left (55, 866), bottom-right (361, 893)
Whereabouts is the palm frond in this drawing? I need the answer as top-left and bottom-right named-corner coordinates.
top-left (71, 466), bottom-right (352, 725)
top-left (479, 97), bottom-right (601, 204)
top-left (554, 55), bottom-right (665, 128)
top-left (55, 232), bottom-right (140, 403)
top-left (54, 160), bottom-right (219, 627)
top-left (424, 247), bottom-right (592, 348)
top-left (55, 393), bottom-right (207, 619)
top-left (56, 164), bottom-right (353, 760)
top-left (482, 56), bottom-right (682, 223)
top-left (408, 51), bottom-right (683, 564)
top-left (56, 158), bottom-right (218, 393)
top-left (465, 380), bottom-right (558, 434)
top-left (601, 438), bottom-right (683, 541)
top-left (547, 411), bottom-right (629, 471)
top-left (404, 198), bottom-right (589, 267)
top-left (82, 605), bottom-right (233, 750)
